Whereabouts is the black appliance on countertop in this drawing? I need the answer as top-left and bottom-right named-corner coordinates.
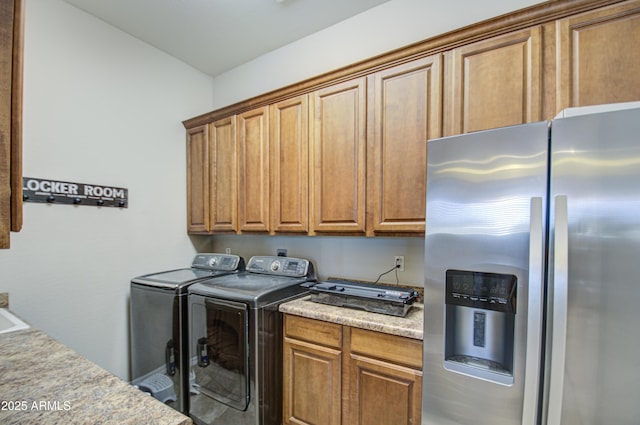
top-left (304, 279), bottom-right (419, 317)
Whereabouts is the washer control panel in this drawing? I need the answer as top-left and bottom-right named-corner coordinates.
top-left (192, 254), bottom-right (243, 271)
top-left (247, 256), bottom-right (311, 278)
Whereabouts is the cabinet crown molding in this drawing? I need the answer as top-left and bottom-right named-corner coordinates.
top-left (182, 0), bottom-right (625, 129)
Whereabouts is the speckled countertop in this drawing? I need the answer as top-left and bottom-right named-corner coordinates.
top-left (0, 327), bottom-right (191, 425)
top-left (279, 296), bottom-right (423, 341)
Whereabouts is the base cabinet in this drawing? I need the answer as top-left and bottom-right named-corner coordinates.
top-left (348, 355), bottom-right (422, 425)
top-left (283, 315), bottom-right (342, 425)
top-left (283, 315), bottom-right (422, 425)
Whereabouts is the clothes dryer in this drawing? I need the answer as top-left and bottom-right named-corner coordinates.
top-left (188, 256), bottom-right (316, 425)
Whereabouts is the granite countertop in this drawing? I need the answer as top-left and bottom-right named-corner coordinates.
top-left (0, 327), bottom-right (192, 425)
top-left (279, 296), bottom-right (424, 340)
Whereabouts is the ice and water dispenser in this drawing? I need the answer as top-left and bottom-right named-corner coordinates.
top-left (444, 269), bottom-right (517, 385)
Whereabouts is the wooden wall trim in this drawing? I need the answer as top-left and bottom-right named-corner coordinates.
top-left (11, 0), bottom-right (24, 233)
top-left (183, 0), bottom-right (625, 129)
top-left (1, 0), bottom-right (15, 248)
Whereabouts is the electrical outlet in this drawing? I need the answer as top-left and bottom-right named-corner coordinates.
top-left (394, 255), bottom-right (405, 272)
top-left (225, 247), bottom-right (231, 254)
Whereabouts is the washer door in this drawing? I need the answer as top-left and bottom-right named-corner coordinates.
top-left (191, 296), bottom-right (249, 411)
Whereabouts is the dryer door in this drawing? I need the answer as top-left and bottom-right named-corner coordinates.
top-left (191, 296), bottom-right (250, 411)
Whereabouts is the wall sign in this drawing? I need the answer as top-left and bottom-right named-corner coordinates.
top-left (22, 177), bottom-right (128, 208)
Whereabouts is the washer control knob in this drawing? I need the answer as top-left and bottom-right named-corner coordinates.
top-left (270, 260), bottom-right (281, 272)
top-left (208, 257), bottom-right (217, 267)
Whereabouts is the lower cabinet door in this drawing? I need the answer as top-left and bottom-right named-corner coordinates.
top-left (347, 354), bottom-right (422, 425)
top-left (283, 337), bottom-right (342, 425)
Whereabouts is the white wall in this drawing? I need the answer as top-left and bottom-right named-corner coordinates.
top-left (212, 234), bottom-right (425, 287)
top-left (209, 0), bottom-right (541, 109)
top-left (0, 0), bottom-right (213, 379)
top-left (208, 0), bottom-right (541, 285)
top-left (0, 0), bottom-right (543, 382)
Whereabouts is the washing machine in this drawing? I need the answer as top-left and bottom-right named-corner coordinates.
top-left (130, 253), bottom-right (244, 413)
top-left (187, 255), bottom-right (316, 425)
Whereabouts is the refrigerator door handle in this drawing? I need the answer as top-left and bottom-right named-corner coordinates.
top-left (547, 195), bottom-right (569, 425)
top-left (522, 197), bottom-right (544, 425)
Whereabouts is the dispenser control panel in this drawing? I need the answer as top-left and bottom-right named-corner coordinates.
top-left (445, 269), bottom-right (517, 314)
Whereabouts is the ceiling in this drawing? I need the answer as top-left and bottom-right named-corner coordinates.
top-left (62, 0), bottom-right (392, 78)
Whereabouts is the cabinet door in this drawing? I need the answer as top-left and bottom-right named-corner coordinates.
top-left (209, 117), bottom-right (237, 232)
top-left (556, 0), bottom-right (640, 111)
top-left (283, 337), bottom-right (342, 425)
top-left (444, 26), bottom-right (542, 136)
top-left (270, 95), bottom-right (309, 234)
top-left (186, 125), bottom-right (210, 233)
top-left (237, 107), bottom-right (269, 233)
top-left (347, 354), bottom-right (422, 425)
top-left (310, 78), bottom-right (367, 234)
top-left (345, 327), bottom-right (423, 425)
top-left (368, 55), bottom-right (442, 235)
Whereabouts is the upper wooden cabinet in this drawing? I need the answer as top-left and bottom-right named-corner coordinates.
top-left (209, 116), bottom-right (237, 232)
top-left (555, 0), bottom-right (640, 111)
top-left (270, 95), bottom-right (309, 234)
top-left (444, 26), bottom-right (542, 136)
top-left (310, 77), bottom-right (367, 234)
top-left (184, 0), bottom-right (640, 237)
top-left (367, 55), bottom-right (442, 235)
top-left (237, 107), bottom-right (270, 233)
top-left (186, 125), bottom-right (210, 233)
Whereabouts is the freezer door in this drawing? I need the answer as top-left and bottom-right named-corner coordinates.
top-left (546, 106), bottom-right (640, 425)
top-left (423, 122), bottom-right (548, 425)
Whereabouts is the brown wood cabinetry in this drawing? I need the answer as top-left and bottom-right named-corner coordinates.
top-left (346, 328), bottom-right (423, 425)
top-left (1, 0), bottom-right (24, 249)
top-left (555, 1), bottom-right (640, 111)
top-left (283, 315), bottom-right (342, 425)
top-left (188, 108), bottom-right (269, 234)
top-left (184, 0), bottom-right (640, 237)
top-left (283, 315), bottom-right (422, 425)
top-left (310, 78), bottom-right (367, 234)
top-left (186, 125), bottom-right (210, 233)
top-left (237, 107), bottom-right (270, 233)
top-left (443, 26), bottom-right (543, 136)
top-left (270, 95), bottom-right (309, 234)
top-left (367, 55), bottom-right (442, 235)
top-left (209, 117), bottom-right (237, 232)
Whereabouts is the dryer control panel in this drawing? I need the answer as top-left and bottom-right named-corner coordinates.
top-left (246, 256), bottom-right (313, 278)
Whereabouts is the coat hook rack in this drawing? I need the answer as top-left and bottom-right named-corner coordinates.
top-left (22, 177), bottom-right (128, 208)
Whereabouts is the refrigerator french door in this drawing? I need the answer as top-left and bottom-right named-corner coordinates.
top-left (422, 104), bottom-right (640, 425)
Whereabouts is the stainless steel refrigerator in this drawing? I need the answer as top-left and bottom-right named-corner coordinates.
top-left (422, 102), bottom-right (640, 425)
